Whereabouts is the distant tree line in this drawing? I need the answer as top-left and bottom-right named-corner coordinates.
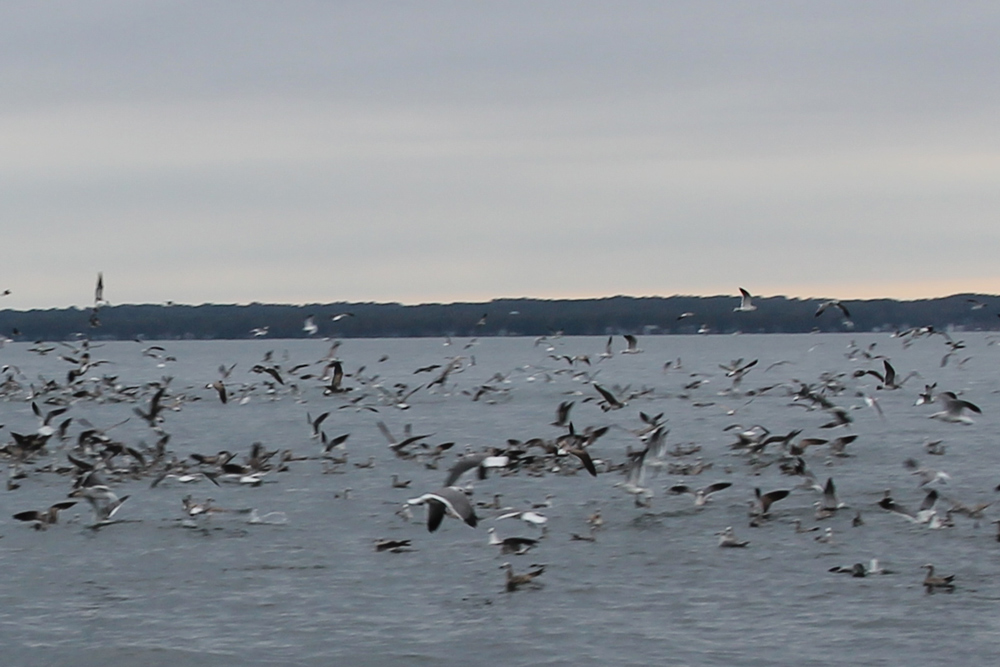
top-left (0, 293), bottom-right (998, 341)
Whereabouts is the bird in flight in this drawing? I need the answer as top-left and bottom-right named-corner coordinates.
top-left (734, 288), bottom-right (757, 312)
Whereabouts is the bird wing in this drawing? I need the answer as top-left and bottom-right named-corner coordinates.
top-left (443, 454), bottom-right (486, 487)
top-left (569, 447), bottom-right (598, 477)
top-left (429, 487), bottom-right (477, 528)
top-left (425, 498), bottom-right (446, 532)
top-left (594, 384), bottom-right (620, 406)
top-left (882, 360), bottom-right (896, 386)
top-left (703, 482), bottom-right (732, 496)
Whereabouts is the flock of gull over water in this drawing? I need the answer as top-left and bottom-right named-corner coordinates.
top-left (2, 281), bottom-right (999, 599)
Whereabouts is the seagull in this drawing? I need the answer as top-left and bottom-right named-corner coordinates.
top-left (819, 477), bottom-right (847, 513)
top-left (32, 401), bottom-right (69, 437)
top-left (921, 564), bottom-right (955, 593)
top-left (321, 361), bottom-right (348, 395)
top-left (720, 358), bottom-right (758, 379)
top-left (748, 487), bottom-right (790, 521)
top-left (552, 401), bottom-right (574, 427)
top-left (815, 300), bottom-right (851, 319)
top-left (940, 339), bottom-right (967, 367)
top-left (251, 364), bottom-right (284, 386)
top-left (915, 383), bottom-right (938, 406)
top-left (442, 451), bottom-right (509, 487)
top-left (830, 559), bottom-right (892, 577)
top-left (903, 458), bottom-right (951, 487)
top-left (593, 384), bottom-right (626, 411)
top-left (133, 386), bottom-right (167, 428)
top-left (829, 563), bottom-right (868, 578)
top-left (928, 391), bottom-right (982, 424)
top-left (487, 527), bottom-right (538, 555)
top-left (819, 406), bottom-right (853, 429)
top-left (94, 272), bottom-right (106, 306)
top-left (331, 312), bottom-right (355, 322)
top-left (734, 288), bottom-right (757, 312)
top-left (303, 315), bottom-right (318, 336)
top-left (150, 469), bottom-right (220, 488)
top-left (501, 562), bottom-right (545, 592)
top-left (496, 510), bottom-right (548, 530)
top-left (621, 334), bottom-right (642, 354)
top-left (69, 486), bottom-right (130, 527)
top-left (792, 519), bottom-right (819, 534)
top-left (208, 380), bottom-right (227, 404)
top-left (13, 501), bottom-right (77, 529)
top-left (855, 359), bottom-right (911, 390)
top-left (406, 486), bottom-right (478, 532)
top-left (878, 488), bottom-right (939, 523)
top-left (554, 430), bottom-right (599, 477)
top-left (716, 526), bottom-right (749, 548)
top-left (667, 482), bottom-right (732, 506)
top-left (307, 411), bottom-right (331, 439)
top-left (374, 538), bottom-right (412, 553)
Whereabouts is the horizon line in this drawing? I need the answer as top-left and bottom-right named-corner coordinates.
top-left (2, 290), bottom-right (998, 312)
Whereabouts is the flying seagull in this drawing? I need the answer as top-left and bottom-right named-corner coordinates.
top-left (734, 288), bottom-right (757, 312)
top-left (815, 300), bottom-right (851, 319)
top-left (928, 391), bottom-right (982, 424)
top-left (13, 501), bottom-right (77, 529)
top-left (487, 527), bottom-right (538, 555)
top-left (69, 486), bottom-right (130, 527)
top-left (94, 272), bottom-right (106, 306)
top-left (621, 334), bottom-right (642, 354)
top-left (406, 486), bottom-right (478, 532)
top-left (668, 482), bottom-right (732, 506)
top-left (443, 451), bottom-right (509, 487)
top-left (593, 384), bottom-right (626, 411)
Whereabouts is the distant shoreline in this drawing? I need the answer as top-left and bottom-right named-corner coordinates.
top-left (1, 293), bottom-right (997, 341)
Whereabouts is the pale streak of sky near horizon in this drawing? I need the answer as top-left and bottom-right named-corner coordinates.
top-left (1, 2), bottom-right (999, 309)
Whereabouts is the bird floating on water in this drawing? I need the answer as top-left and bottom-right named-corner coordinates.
top-left (501, 562), bottom-right (545, 592)
top-left (716, 526), bottom-right (749, 547)
top-left (921, 564), bottom-right (955, 594)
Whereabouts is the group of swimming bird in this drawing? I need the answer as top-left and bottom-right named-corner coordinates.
top-left (3, 286), bottom-right (999, 597)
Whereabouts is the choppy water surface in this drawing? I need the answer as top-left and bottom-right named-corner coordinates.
top-left (2, 332), bottom-right (1000, 666)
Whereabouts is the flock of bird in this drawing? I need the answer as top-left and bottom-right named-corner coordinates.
top-left (2, 283), bottom-right (999, 599)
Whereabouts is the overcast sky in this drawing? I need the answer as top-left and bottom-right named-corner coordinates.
top-left (2, 1), bottom-right (999, 309)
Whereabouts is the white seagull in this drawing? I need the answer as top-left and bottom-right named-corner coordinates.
top-left (928, 391), bottom-right (982, 424)
top-left (668, 482), bottom-right (732, 507)
top-left (407, 486), bottom-right (478, 532)
top-left (621, 334), bottom-right (642, 354)
top-left (734, 288), bottom-right (757, 312)
top-left (716, 526), bottom-right (749, 548)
